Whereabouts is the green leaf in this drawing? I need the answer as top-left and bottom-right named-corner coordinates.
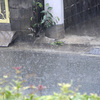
top-left (48, 7), bottom-right (52, 10)
top-left (48, 12), bottom-right (53, 17)
top-left (30, 17), bottom-right (33, 21)
top-left (33, 23), bottom-right (37, 28)
top-left (37, 2), bottom-right (43, 8)
top-left (41, 19), bottom-right (45, 24)
top-left (57, 17), bottom-right (60, 21)
top-left (43, 15), bottom-right (47, 20)
top-left (41, 10), bottom-right (47, 14)
top-left (5, 90), bottom-right (12, 98)
top-left (46, 3), bottom-right (49, 7)
top-left (54, 22), bottom-right (56, 25)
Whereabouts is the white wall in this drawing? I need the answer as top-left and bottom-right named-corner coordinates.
top-left (44, 0), bottom-right (64, 25)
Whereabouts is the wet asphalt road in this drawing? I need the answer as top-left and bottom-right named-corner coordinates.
top-left (0, 47), bottom-right (100, 95)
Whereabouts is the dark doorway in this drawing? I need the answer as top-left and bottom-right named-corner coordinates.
top-left (31, 0), bottom-right (44, 33)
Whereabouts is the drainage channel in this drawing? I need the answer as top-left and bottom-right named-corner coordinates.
top-left (87, 48), bottom-right (100, 55)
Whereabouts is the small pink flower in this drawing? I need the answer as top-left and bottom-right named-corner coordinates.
top-left (37, 85), bottom-right (46, 91)
top-left (13, 66), bottom-right (22, 70)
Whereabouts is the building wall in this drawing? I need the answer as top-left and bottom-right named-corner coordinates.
top-left (9, 0), bottom-right (33, 31)
top-left (64, 0), bottom-right (100, 29)
top-left (44, 0), bottom-right (64, 25)
top-left (8, 0), bottom-right (64, 30)
top-left (63, 0), bottom-right (100, 36)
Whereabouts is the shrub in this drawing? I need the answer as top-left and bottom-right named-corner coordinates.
top-left (30, 1), bottom-right (59, 36)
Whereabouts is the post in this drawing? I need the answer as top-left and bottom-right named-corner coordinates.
top-left (44, 0), bottom-right (65, 39)
top-left (44, 0), bottom-right (64, 25)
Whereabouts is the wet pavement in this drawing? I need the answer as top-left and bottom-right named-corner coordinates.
top-left (5, 33), bottom-right (100, 56)
top-left (0, 33), bottom-right (100, 95)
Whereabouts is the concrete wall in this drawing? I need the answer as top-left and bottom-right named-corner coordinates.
top-left (9, 0), bottom-right (33, 31)
top-left (63, 0), bottom-right (100, 34)
top-left (44, 0), bottom-right (64, 25)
